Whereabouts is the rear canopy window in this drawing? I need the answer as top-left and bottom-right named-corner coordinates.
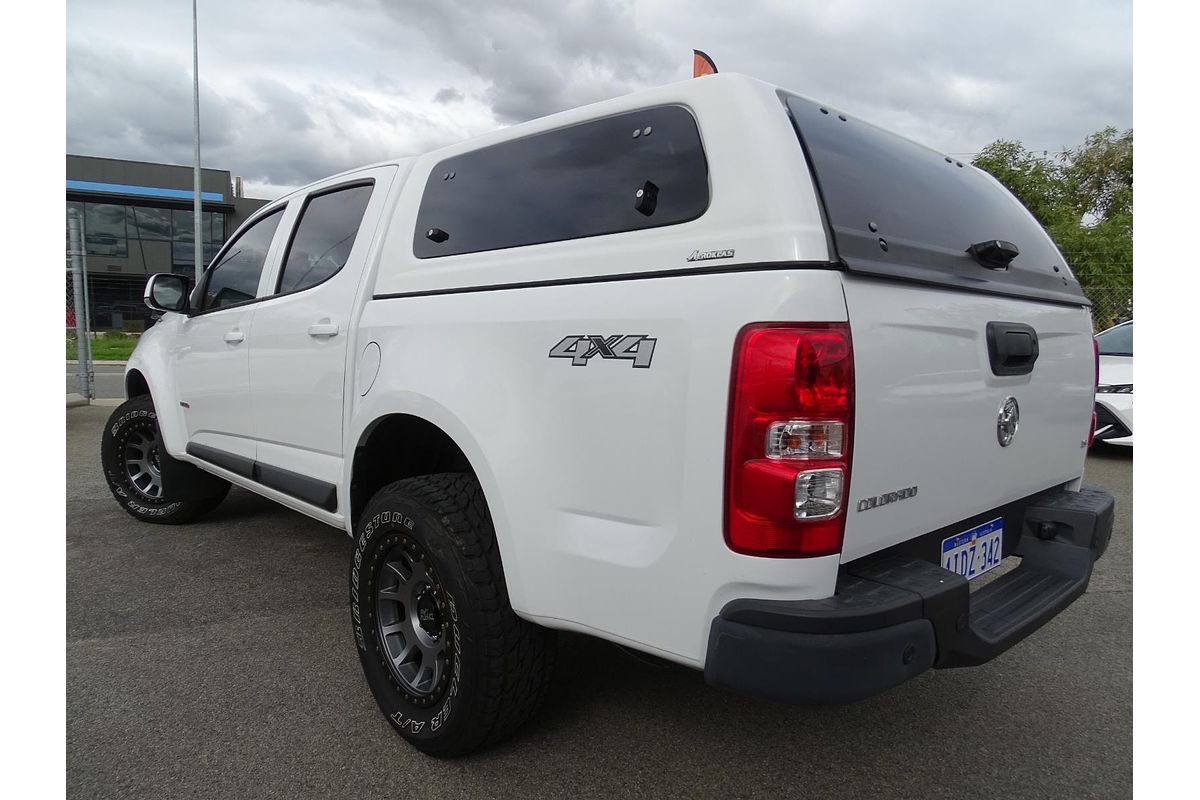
top-left (413, 105), bottom-right (709, 258)
top-left (1096, 323), bottom-right (1132, 356)
top-left (782, 94), bottom-right (1087, 306)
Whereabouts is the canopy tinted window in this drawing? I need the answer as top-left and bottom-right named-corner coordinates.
top-left (414, 105), bottom-right (709, 258)
top-left (783, 93), bottom-right (1088, 306)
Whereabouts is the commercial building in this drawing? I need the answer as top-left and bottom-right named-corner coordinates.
top-left (66, 154), bottom-right (268, 330)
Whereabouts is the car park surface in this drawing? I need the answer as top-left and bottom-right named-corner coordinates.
top-left (67, 403), bottom-right (1132, 799)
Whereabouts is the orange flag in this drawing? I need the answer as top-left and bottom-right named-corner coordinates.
top-left (693, 49), bottom-right (718, 78)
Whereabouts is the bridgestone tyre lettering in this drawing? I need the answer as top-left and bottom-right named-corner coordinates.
top-left (350, 473), bottom-right (556, 757)
top-left (100, 395), bottom-right (230, 525)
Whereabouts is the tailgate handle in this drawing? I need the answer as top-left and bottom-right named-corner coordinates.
top-left (986, 322), bottom-right (1039, 376)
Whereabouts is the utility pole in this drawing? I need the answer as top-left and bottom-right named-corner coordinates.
top-left (192, 0), bottom-right (204, 283)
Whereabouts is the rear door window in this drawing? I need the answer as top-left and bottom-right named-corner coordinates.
top-left (413, 105), bottom-right (709, 258)
top-left (276, 182), bottom-right (374, 294)
top-left (783, 93), bottom-right (1087, 306)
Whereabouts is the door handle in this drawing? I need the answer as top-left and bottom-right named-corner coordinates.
top-left (224, 330), bottom-right (245, 344)
top-left (308, 322), bottom-right (340, 338)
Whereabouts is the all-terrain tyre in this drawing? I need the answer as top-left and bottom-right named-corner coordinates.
top-left (101, 395), bottom-right (230, 524)
top-left (351, 473), bottom-right (556, 757)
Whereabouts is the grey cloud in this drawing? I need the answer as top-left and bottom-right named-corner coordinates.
top-left (379, 0), bottom-right (674, 123)
top-left (433, 86), bottom-right (465, 104)
top-left (67, 0), bottom-right (1130, 196)
top-left (67, 43), bottom-right (468, 195)
top-left (67, 45), bottom-right (241, 160)
top-left (246, 78), bottom-right (316, 133)
top-left (649, 0), bottom-right (1131, 155)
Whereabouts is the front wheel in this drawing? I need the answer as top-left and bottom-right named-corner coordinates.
top-left (351, 473), bottom-right (556, 757)
top-left (101, 395), bottom-right (229, 524)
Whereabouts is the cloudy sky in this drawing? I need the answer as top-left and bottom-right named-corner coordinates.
top-left (66, 0), bottom-right (1131, 200)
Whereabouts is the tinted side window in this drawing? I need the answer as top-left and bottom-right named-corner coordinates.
top-left (202, 209), bottom-right (283, 311)
top-left (1096, 323), bottom-right (1132, 356)
top-left (277, 183), bottom-right (374, 294)
top-left (413, 105), bottom-right (709, 258)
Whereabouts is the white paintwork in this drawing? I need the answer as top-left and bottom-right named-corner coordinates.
top-left (123, 73), bottom-right (1095, 667)
top-left (1097, 354), bottom-right (1133, 446)
top-left (171, 304), bottom-right (259, 465)
top-left (248, 164), bottom-right (400, 490)
top-left (839, 276), bottom-right (1094, 562)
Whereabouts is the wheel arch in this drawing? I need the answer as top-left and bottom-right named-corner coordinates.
top-left (125, 368), bottom-right (151, 399)
top-left (350, 413), bottom-right (477, 532)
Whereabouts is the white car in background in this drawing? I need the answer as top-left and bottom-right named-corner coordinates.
top-left (1094, 320), bottom-right (1133, 446)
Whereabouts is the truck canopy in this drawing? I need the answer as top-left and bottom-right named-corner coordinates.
top-left (783, 93), bottom-right (1088, 307)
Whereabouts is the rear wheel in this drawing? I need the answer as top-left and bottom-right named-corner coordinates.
top-left (351, 473), bottom-right (555, 757)
top-left (101, 395), bottom-right (229, 524)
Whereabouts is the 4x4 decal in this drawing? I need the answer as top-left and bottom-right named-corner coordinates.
top-left (549, 335), bottom-right (657, 368)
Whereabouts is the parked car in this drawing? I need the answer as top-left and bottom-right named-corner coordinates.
top-left (1093, 320), bottom-right (1133, 446)
top-left (100, 73), bottom-right (1114, 756)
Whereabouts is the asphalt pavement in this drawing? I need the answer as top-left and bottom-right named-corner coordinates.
top-left (66, 363), bottom-right (126, 399)
top-left (66, 404), bottom-right (1132, 799)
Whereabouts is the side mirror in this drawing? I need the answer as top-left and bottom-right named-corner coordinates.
top-left (144, 273), bottom-right (191, 314)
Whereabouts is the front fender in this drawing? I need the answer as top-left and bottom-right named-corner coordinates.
top-left (125, 315), bottom-right (187, 458)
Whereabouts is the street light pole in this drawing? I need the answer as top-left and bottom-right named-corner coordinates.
top-left (192, 0), bottom-right (204, 284)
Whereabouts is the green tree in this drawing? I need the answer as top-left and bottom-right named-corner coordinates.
top-left (973, 127), bottom-right (1132, 327)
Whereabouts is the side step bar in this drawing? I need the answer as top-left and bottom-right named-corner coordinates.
top-left (185, 442), bottom-right (338, 512)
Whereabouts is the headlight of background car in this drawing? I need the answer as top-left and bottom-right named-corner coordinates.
top-left (1097, 384), bottom-right (1133, 394)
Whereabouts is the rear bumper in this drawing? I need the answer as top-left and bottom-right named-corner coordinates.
top-left (703, 485), bottom-right (1114, 704)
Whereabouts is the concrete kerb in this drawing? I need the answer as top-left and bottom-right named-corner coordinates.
top-left (67, 396), bottom-right (121, 408)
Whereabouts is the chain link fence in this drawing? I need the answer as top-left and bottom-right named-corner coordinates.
top-left (1084, 286), bottom-right (1133, 333)
top-left (67, 207), bottom-right (94, 401)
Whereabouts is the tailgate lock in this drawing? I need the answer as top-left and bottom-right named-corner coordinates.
top-left (996, 397), bottom-right (1020, 447)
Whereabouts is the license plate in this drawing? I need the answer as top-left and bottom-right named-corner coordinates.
top-left (941, 517), bottom-right (1004, 580)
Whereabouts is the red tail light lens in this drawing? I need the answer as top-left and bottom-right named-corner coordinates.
top-left (725, 323), bottom-right (854, 557)
top-left (1088, 337), bottom-right (1099, 447)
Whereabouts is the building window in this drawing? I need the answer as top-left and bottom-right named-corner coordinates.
top-left (65, 200), bottom-right (229, 274)
top-left (172, 209), bottom-right (228, 272)
top-left (84, 203), bottom-right (129, 258)
top-left (413, 105), bottom-right (710, 258)
top-left (129, 207), bottom-right (171, 241)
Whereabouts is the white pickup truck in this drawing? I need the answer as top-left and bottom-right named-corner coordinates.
top-left (102, 73), bottom-right (1114, 757)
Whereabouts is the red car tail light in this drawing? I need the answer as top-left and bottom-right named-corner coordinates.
top-left (1088, 337), bottom-right (1099, 447)
top-left (725, 323), bottom-right (854, 557)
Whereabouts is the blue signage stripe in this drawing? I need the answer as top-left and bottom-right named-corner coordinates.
top-left (67, 179), bottom-right (224, 202)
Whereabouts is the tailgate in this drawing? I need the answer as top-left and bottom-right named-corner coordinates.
top-left (840, 275), bottom-right (1095, 561)
top-left (777, 90), bottom-right (1096, 562)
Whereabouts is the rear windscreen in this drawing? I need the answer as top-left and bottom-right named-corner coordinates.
top-left (1096, 323), bottom-right (1132, 356)
top-left (783, 93), bottom-right (1087, 306)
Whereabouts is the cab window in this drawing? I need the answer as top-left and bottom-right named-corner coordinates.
top-left (276, 183), bottom-right (374, 294)
top-left (201, 209), bottom-right (284, 311)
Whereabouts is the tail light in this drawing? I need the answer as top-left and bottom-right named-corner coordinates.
top-left (1087, 337), bottom-right (1099, 447)
top-left (725, 323), bottom-right (854, 557)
